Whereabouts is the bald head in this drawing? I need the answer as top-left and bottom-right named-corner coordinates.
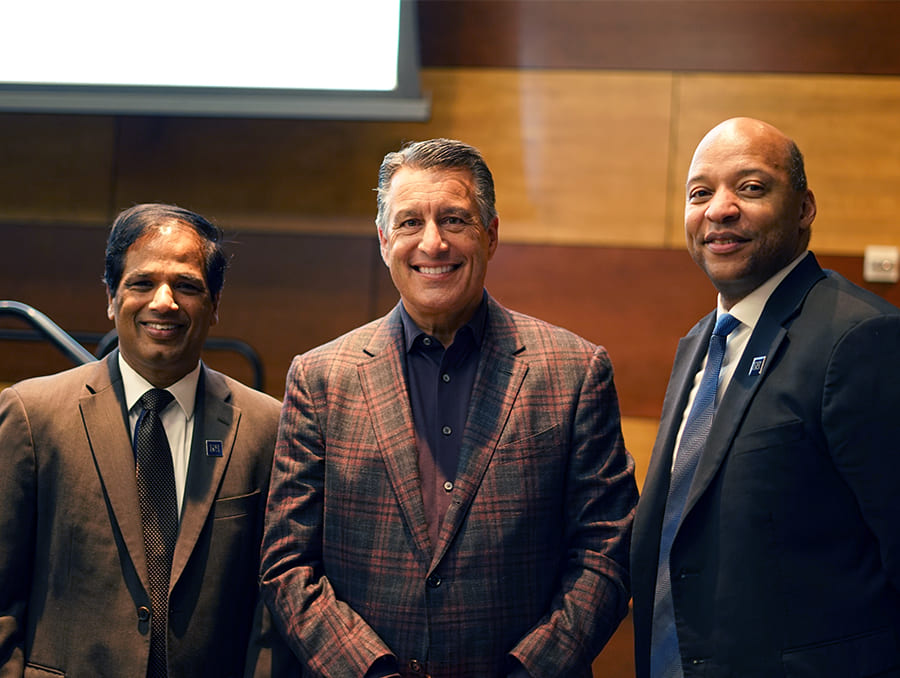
top-left (690, 117), bottom-right (807, 192)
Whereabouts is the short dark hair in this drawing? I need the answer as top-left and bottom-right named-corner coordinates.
top-left (375, 138), bottom-right (497, 233)
top-left (104, 203), bottom-right (228, 298)
top-left (788, 140), bottom-right (808, 193)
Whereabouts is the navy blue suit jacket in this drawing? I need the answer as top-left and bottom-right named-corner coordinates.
top-left (632, 253), bottom-right (900, 677)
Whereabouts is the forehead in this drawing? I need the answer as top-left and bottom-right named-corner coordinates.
top-left (387, 167), bottom-right (477, 211)
top-left (122, 222), bottom-right (207, 275)
top-left (688, 123), bottom-right (791, 185)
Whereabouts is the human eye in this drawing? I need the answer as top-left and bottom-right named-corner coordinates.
top-left (441, 214), bottom-right (474, 231)
top-left (125, 278), bottom-right (153, 291)
top-left (394, 217), bottom-right (422, 231)
top-left (740, 181), bottom-right (766, 196)
top-left (687, 187), bottom-right (712, 203)
top-left (175, 279), bottom-right (205, 295)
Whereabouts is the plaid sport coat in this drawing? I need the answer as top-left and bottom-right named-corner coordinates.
top-left (261, 294), bottom-right (638, 678)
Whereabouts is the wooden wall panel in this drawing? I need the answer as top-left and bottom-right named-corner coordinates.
top-left (667, 73), bottom-right (900, 254)
top-left (5, 69), bottom-right (899, 255)
top-left (418, 1), bottom-right (900, 75)
top-left (107, 69), bottom-right (673, 248)
top-left (0, 113), bottom-right (116, 224)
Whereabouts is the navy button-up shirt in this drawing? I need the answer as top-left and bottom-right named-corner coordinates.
top-left (400, 294), bottom-right (487, 549)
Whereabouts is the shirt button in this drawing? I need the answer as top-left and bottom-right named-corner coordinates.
top-left (442, 373), bottom-right (451, 383)
top-left (408, 658), bottom-right (424, 673)
top-left (441, 425), bottom-right (452, 436)
top-left (443, 481), bottom-right (454, 492)
top-left (422, 337), bottom-right (432, 346)
top-left (426, 574), bottom-right (442, 588)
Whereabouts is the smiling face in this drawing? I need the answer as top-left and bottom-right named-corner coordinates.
top-left (107, 221), bottom-right (219, 387)
top-left (684, 117), bottom-right (816, 308)
top-left (379, 166), bottom-right (498, 345)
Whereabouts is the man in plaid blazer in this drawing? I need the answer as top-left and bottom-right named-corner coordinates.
top-left (260, 139), bottom-right (638, 678)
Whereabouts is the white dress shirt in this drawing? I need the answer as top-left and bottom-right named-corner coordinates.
top-left (119, 353), bottom-right (200, 517)
top-left (672, 252), bottom-right (808, 466)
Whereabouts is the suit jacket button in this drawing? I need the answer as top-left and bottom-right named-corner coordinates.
top-left (137, 606), bottom-right (151, 622)
top-left (426, 574), bottom-right (441, 588)
top-left (408, 658), bottom-right (424, 673)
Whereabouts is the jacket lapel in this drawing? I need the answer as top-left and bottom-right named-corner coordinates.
top-left (642, 319), bottom-right (713, 504)
top-left (431, 297), bottom-right (527, 567)
top-left (171, 365), bottom-right (237, 587)
top-left (684, 253), bottom-right (826, 516)
top-left (357, 306), bottom-right (433, 564)
top-left (79, 353), bottom-right (151, 592)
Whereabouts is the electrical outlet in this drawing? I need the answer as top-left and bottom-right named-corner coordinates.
top-left (863, 245), bottom-right (899, 283)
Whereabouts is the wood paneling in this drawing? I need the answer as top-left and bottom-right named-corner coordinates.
top-left (105, 69), bottom-right (674, 248)
top-left (4, 68), bottom-right (900, 255)
top-left (0, 114), bottom-right (116, 223)
top-left (418, 1), bottom-right (900, 75)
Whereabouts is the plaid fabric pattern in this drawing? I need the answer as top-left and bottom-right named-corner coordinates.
top-left (261, 295), bottom-right (638, 678)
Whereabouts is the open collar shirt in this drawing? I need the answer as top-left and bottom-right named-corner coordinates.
top-left (400, 293), bottom-right (488, 549)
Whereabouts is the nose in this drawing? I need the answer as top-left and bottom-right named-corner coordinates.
top-left (418, 220), bottom-right (448, 256)
top-left (704, 189), bottom-right (740, 223)
top-left (149, 284), bottom-right (178, 312)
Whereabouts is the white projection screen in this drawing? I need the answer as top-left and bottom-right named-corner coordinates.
top-left (0, 0), bottom-right (429, 120)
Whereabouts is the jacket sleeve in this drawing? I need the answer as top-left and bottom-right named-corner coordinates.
top-left (508, 347), bottom-right (639, 678)
top-left (259, 355), bottom-right (394, 677)
top-left (822, 314), bottom-right (900, 592)
top-left (0, 386), bottom-right (36, 678)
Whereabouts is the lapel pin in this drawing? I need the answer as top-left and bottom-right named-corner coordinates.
top-left (748, 356), bottom-right (766, 377)
top-left (206, 440), bottom-right (223, 457)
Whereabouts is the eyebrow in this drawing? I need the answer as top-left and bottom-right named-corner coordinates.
top-left (686, 167), bottom-right (775, 188)
top-left (392, 206), bottom-right (477, 222)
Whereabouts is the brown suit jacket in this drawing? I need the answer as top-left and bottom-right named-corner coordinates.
top-left (0, 353), bottom-right (288, 678)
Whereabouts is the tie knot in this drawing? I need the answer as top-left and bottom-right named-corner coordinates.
top-left (712, 313), bottom-right (740, 338)
top-left (140, 388), bottom-right (174, 413)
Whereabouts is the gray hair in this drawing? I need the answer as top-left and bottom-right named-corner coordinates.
top-left (375, 138), bottom-right (497, 233)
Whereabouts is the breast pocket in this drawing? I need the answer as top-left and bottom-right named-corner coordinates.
top-left (495, 423), bottom-right (563, 463)
top-left (732, 419), bottom-right (806, 457)
top-left (25, 663), bottom-right (65, 677)
top-left (213, 489), bottom-right (261, 520)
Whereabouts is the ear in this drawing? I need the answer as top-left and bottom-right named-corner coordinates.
top-left (799, 189), bottom-right (817, 231)
top-left (486, 217), bottom-right (500, 260)
top-left (378, 226), bottom-right (391, 267)
top-left (106, 287), bottom-right (115, 321)
top-left (210, 292), bottom-right (220, 327)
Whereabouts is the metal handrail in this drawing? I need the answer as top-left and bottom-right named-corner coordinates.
top-left (0, 300), bottom-right (97, 365)
top-left (0, 301), bottom-right (266, 390)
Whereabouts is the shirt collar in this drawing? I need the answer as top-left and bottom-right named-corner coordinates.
top-left (118, 351), bottom-right (200, 420)
top-left (717, 251), bottom-right (808, 330)
top-left (399, 290), bottom-right (489, 352)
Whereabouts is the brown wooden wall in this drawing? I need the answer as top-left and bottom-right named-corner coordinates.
top-left (2, 3), bottom-right (900, 676)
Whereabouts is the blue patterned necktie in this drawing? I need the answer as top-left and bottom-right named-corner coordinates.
top-left (135, 388), bottom-right (177, 678)
top-left (650, 313), bottom-right (741, 678)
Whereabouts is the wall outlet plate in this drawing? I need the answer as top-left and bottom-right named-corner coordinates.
top-left (863, 245), bottom-right (899, 283)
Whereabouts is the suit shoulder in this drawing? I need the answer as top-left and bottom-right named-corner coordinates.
top-left (502, 306), bottom-right (602, 354)
top-left (291, 315), bottom-right (386, 366)
top-left (818, 270), bottom-right (900, 320)
top-left (212, 371), bottom-right (282, 417)
top-left (3, 361), bottom-right (99, 402)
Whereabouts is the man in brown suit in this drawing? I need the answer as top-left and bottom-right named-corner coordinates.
top-left (0, 203), bottom-right (290, 677)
